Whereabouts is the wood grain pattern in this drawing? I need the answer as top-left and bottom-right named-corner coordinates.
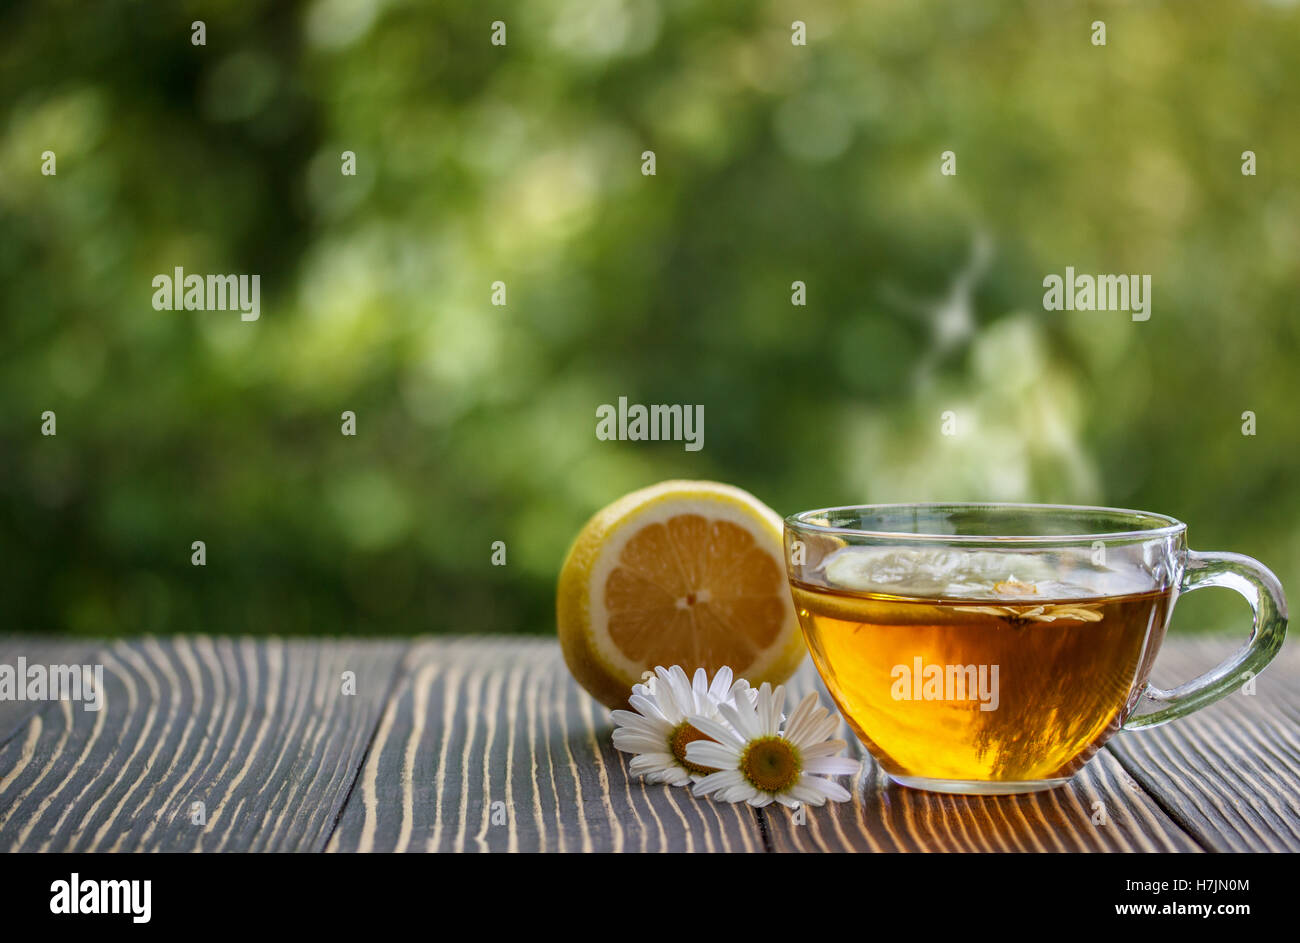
top-left (1107, 638), bottom-right (1300, 852)
top-left (758, 660), bottom-right (1202, 852)
top-left (326, 638), bottom-right (764, 852)
top-left (0, 636), bottom-right (1295, 852)
top-left (0, 637), bottom-right (98, 748)
top-left (0, 637), bottom-right (404, 852)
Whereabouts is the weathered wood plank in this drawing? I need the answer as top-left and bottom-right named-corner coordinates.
top-left (1107, 638), bottom-right (1300, 852)
top-left (0, 637), bottom-right (100, 748)
top-left (327, 638), bottom-right (765, 852)
top-left (2, 636), bottom-right (1294, 853)
top-left (759, 660), bottom-right (1202, 852)
top-left (0, 637), bottom-right (404, 852)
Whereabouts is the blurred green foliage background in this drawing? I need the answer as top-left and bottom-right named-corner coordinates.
top-left (2, 0), bottom-right (1297, 638)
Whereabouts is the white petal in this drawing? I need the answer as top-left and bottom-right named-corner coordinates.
top-left (785, 783), bottom-right (829, 806)
top-left (803, 756), bottom-right (860, 776)
top-left (691, 667), bottom-right (709, 711)
top-left (782, 691), bottom-right (823, 744)
top-left (666, 665), bottom-right (694, 710)
top-left (692, 769), bottom-right (743, 798)
top-left (790, 713), bottom-right (840, 750)
top-left (726, 679), bottom-right (753, 704)
top-left (611, 726), bottom-right (666, 747)
top-left (683, 741), bottom-right (738, 770)
top-left (799, 739), bottom-right (849, 759)
top-left (628, 752), bottom-right (676, 773)
top-left (794, 775), bottom-right (851, 804)
top-left (611, 711), bottom-right (668, 736)
top-left (765, 685), bottom-right (787, 736)
top-left (716, 785), bottom-right (750, 804)
top-left (645, 668), bottom-right (681, 722)
top-left (753, 684), bottom-right (773, 734)
top-left (628, 693), bottom-right (672, 724)
top-left (613, 733), bottom-right (672, 755)
top-left (709, 780), bottom-right (756, 805)
top-left (646, 766), bottom-right (692, 787)
top-left (687, 713), bottom-right (746, 750)
top-left (717, 700), bottom-right (760, 742)
top-left (708, 666), bottom-right (734, 701)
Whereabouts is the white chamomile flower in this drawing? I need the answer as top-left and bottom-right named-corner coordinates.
top-left (685, 683), bottom-right (859, 808)
top-left (611, 665), bottom-right (755, 787)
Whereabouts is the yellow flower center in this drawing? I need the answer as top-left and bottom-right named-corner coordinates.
top-left (669, 722), bottom-right (719, 776)
top-left (739, 736), bottom-right (801, 793)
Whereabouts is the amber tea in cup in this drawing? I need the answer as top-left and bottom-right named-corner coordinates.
top-left (785, 504), bottom-right (1287, 794)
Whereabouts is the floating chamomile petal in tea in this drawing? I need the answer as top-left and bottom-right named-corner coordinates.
top-left (819, 546), bottom-right (1121, 600)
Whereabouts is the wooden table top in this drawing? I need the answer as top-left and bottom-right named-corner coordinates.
top-left (0, 635), bottom-right (1295, 853)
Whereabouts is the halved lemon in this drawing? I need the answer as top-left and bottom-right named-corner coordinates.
top-left (557, 480), bottom-right (805, 709)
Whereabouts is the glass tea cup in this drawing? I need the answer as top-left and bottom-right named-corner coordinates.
top-left (784, 503), bottom-right (1288, 795)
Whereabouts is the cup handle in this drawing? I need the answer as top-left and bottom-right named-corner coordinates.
top-left (1123, 550), bottom-right (1288, 730)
